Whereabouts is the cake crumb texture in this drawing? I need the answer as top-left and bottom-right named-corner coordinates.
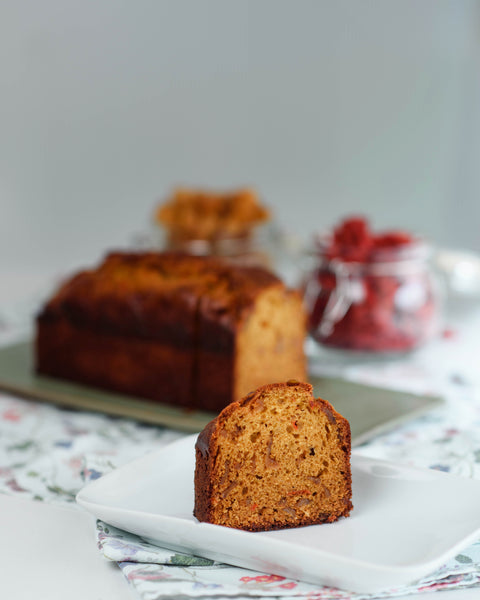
top-left (194, 381), bottom-right (352, 531)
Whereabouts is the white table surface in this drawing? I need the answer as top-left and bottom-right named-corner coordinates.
top-left (0, 494), bottom-right (136, 600)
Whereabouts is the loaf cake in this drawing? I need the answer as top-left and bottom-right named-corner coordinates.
top-left (35, 252), bottom-right (306, 412)
top-left (194, 380), bottom-right (352, 531)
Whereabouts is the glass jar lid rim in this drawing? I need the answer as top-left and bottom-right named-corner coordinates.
top-left (312, 235), bottom-right (432, 263)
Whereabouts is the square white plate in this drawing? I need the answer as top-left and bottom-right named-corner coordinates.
top-left (77, 435), bottom-right (480, 594)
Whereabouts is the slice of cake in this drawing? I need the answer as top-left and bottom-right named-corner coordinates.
top-left (194, 381), bottom-right (352, 531)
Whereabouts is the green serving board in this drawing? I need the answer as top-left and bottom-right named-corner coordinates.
top-left (0, 342), bottom-right (442, 445)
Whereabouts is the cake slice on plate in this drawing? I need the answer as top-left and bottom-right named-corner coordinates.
top-left (194, 380), bottom-right (352, 531)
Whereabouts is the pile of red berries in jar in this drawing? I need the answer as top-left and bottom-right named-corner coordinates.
top-left (303, 217), bottom-right (440, 353)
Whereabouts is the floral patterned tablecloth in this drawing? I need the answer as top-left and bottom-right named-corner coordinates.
top-left (1, 296), bottom-right (480, 600)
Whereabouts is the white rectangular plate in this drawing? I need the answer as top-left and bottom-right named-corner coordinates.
top-left (77, 435), bottom-right (480, 594)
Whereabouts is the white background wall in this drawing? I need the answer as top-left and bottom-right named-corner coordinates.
top-left (1, 0), bottom-right (480, 278)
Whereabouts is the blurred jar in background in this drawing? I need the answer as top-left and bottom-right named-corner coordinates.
top-left (153, 187), bottom-right (272, 268)
top-left (303, 217), bottom-right (441, 353)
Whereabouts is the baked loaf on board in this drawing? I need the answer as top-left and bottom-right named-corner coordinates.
top-left (194, 381), bottom-right (352, 531)
top-left (35, 252), bottom-right (306, 412)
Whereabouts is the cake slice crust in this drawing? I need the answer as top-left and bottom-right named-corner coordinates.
top-left (194, 381), bottom-right (352, 531)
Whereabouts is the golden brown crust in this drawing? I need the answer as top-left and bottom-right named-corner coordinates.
top-left (35, 318), bottom-right (196, 406)
top-left (38, 252), bottom-right (281, 339)
top-left (194, 381), bottom-right (352, 531)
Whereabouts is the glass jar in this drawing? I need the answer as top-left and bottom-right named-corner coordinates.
top-left (149, 223), bottom-right (274, 269)
top-left (303, 238), bottom-right (441, 353)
